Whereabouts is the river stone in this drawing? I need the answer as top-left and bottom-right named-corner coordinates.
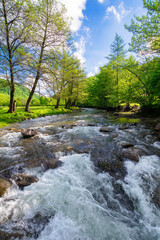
top-left (122, 147), bottom-right (144, 162)
top-left (12, 173), bottom-right (39, 188)
top-left (87, 123), bottom-right (97, 127)
top-left (0, 176), bottom-right (11, 197)
top-left (100, 127), bottom-right (113, 133)
top-left (41, 159), bottom-right (63, 171)
top-left (90, 142), bottom-right (126, 179)
top-left (0, 230), bottom-right (23, 240)
top-left (155, 123), bottom-right (160, 131)
top-left (21, 129), bottom-right (37, 138)
top-left (62, 124), bottom-right (77, 129)
top-left (119, 125), bottom-right (129, 130)
top-left (120, 141), bottom-right (134, 148)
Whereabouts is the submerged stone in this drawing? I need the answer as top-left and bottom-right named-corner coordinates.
top-left (100, 126), bottom-right (113, 133)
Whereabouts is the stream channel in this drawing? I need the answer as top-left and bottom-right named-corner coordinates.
top-left (0, 108), bottom-right (160, 240)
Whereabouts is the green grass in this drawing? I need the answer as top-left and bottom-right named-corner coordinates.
top-left (0, 106), bottom-right (72, 128)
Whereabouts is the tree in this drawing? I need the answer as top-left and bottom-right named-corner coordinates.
top-left (44, 49), bottom-right (73, 109)
top-left (25, 0), bottom-right (70, 112)
top-left (0, 0), bottom-right (30, 112)
top-left (107, 33), bottom-right (126, 104)
top-left (87, 65), bottom-right (116, 108)
top-left (63, 57), bottom-right (86, 109)
top-left (125, 1), bottom-right (160, 54)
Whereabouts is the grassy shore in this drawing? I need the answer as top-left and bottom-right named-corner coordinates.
top-left (0, 106), bottom-right (72, 128)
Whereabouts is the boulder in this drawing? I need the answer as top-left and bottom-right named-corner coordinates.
top-left (41, 159), bottom-right (63, 171)
top-left (155, 123), bottom-right (160, 131)
top-left (90, 142), bottom-right (126, 179)
top-left (122, 147), bottom-right (144, 162)
top-left (62, 124), bottom-right (77, 129)
top-left (100, 126), bottom-right (113, 133)
top-left (120, 141), bottom-right (134, 148)
top-left (87, 123), bottom-right (97, 127)
top-left (0, 176), bottom-right (11, 197)
top-left (21, 129), bottom-right (37, 138)
top-left (119, 126), bottom-right (129, 130)
top-left (12, 174), bottom-right (38, 188)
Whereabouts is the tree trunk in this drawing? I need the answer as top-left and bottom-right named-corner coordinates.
top-left (25, 18), bottom-right (48, 112)
top-left (71, 99), bottom-right (77, 107)
top-left (13, 100), bottom-right (17, 112)
top-left (2, 0), bottom-right (15, 113)
top-left (65, 97), bottom-right (71, 109)
top-left (25, 74), bottom-right (40, 112)
top-left (8, 77), bottom-right (15, 113)
top-left (55, 98), bottom-right (60, 109)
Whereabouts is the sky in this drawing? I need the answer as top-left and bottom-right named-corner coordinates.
top-left (60, 0), bottom-right (147, 77)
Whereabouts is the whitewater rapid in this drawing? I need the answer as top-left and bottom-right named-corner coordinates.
top-left (0, 153), bottom-right (160, 240)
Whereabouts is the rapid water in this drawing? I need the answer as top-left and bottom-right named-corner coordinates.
top-left (0, 108), bottom-right (160, 240)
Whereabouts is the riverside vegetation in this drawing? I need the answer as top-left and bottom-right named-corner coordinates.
top-left (0, 0), bottom-right (159, 119)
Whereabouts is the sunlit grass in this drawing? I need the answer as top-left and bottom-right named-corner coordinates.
top-left (0, 106), bottom-right (72, 128)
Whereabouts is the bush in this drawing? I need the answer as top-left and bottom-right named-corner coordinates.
top-left (31, 99), bottom-right (41, 106)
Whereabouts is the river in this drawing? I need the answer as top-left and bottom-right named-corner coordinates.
top-left (0, 108), bottom-right (160, 240)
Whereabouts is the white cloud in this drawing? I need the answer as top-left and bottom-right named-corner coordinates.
top-left (60, 0), bottom-right (87, 32)
top-left (74, 36), bottom-right (86, 66)
top-left (106, 2), bottom-right (130, 22)
top-left (98, 0), bottom-right (104, 3)
top-left (94, 66), bottom-right (99, 74)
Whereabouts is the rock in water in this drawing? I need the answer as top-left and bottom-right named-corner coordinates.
top-left (12, 174), bottom-right (38, 188)
top-left (100, 126), bottom-right (113, 133)
top-left (155, 123), bottom-right (160, 131)
top-left (21, 129), bottom-right (37, 138)
top-left (122, 147), bottom-right (145, 162)
top-left (0, 176), bottom-right (11, 197)
top-left (120, 141), bottom-right (134, 148)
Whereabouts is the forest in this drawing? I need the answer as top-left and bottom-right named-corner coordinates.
top-left (0, 0), bottom-right (160, 115)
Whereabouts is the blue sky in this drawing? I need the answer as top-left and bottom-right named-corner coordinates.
top-left (60, 0), bottom-right (147, 76)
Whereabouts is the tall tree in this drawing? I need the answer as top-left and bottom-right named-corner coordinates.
top-left (25, 0), bottom-right (70, 112)
top-left (0, 0), bottom-right (30, 112)
top-left (125, 1), bottom-right (160, 54)
top-left (107, 33), bottom-right (126, 104)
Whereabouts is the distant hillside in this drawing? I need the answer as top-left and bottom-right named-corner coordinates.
top-left (0, 79), bottom-right (38, 99)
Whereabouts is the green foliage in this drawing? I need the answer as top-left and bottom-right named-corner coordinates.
top-left (107, 33), bottom-right (126, 61)
top-left (125, 1), bottom-right (160, 53)
top-left (31, 99), bottom-right (41, 106)
top-left (86, 66), bottom-right (118, 108)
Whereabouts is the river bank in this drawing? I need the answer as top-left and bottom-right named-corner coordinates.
top-left (0, 108), bottom-right (160, 239)
top-left (0, 106), bottom-right (72, 128)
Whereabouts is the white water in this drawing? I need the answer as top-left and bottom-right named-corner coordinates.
top-left (0, 153), bottom-right (160, 240)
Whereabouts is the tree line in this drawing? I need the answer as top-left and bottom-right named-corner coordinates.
top-left (84, 0), bottom-right (160, 112)
top-left (0, 0), bottom-right (86, 113)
